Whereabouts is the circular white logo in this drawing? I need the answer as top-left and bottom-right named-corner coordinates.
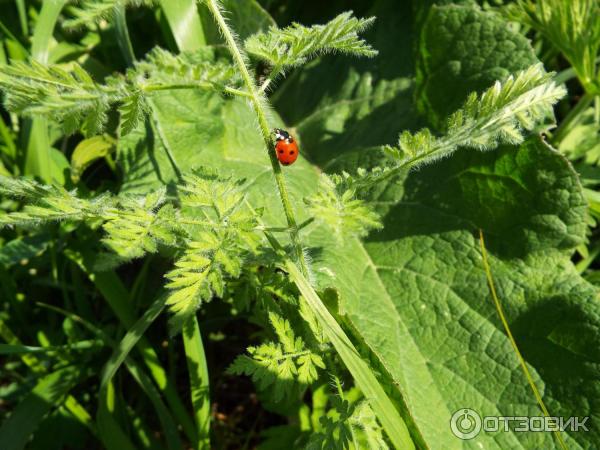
top-left (450, 408), bottom-right (482, 440)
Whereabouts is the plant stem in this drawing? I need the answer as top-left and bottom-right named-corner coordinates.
top-left (15, 0), bottom-right (28, 36)
top-left (205, 0), bottom-right (309, 277)
top-left (144, 83), bottom-right (252, 98)
top-left (274, 236), bottom-right (414, 450)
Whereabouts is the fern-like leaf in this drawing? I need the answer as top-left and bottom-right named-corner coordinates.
top-left (245, 11), bottom-right (377, 71)
top-left (306, 397), bottom-right (354, 450)
top-left (118, 89), bottom-right (148, 136)
top-left (393, 63), bottom-right (565, 169)
top-left (101, 188), bottom-right (179, 260)
top-left (0, 61), bottom-right (114, 136)
top-left (64, 0), bottom-right (157, 29)
top-left (339, 64), bottom-right (567, 192)
top-left (164, 172), bottom-right (263, 330)
top-left (307, 396), bottom-right (388, 450)
top-left (0, 176), bottom-right (109, 226)
top-left (132, 47), bottom-right (240, 91)
top-left (349, 401), bottom-right (388, 450)
top-left (304, 174), bottom-right (381, 240)
top-left (227, 312), bottom-right (325, 402)
top-left (0, 48), bottom-right (241, 136)
top-left (0, 176), bottom-right (179, 265)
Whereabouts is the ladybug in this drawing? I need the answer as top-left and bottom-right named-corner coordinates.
top-left (273, 128), bottom-right (299, 166)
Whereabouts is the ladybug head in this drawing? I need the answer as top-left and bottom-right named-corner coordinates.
top-left (274, 128), bottom-right (291, 142)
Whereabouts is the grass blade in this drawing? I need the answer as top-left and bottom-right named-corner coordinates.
top-left (183, 316), bottom-right (211, 450)
top-left (159, 0), bottom-right (206, 51)
top-left (0, 365), bottom-right (87, 450)
top-left (99, 293), bottom-right (167, 390)
top-left (0, 340), bottom-right (103, 354)
top-left (23, 0), bottom-right (67, 182)
top-left (97, 295), bottom-right (166, 450)
top-left (97, 294), bottom-right (173, 449)
top-left (0, 318), bottom-right (96, 434)
top-left (69, 251), bottom-right (198, 442)
top-left (97, 381), bottom-right (138, 450)
top-left (113, 3), bottom-right (135, 65)
top-left (15, 0), bottom-right (28, 36)
top-left (125, 361), bottom-right (183, 450)
top-left (36, 302), bottom-right (177, 450)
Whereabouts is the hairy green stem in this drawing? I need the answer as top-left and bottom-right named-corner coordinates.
top-left (274, 238), bottom-right (414, 450)
top-left (144, 83), bottom-right (252, 98)
top-left (554, 56), bottom-right (600, 86)
top-left (205, 0), bottom-right (309, 276)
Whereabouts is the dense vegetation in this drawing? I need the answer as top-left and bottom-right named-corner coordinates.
top-left (0, 0), bottom-right (599, 449)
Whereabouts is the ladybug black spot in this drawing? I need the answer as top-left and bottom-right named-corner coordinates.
top-left (278, 149), bottom-right (284, 153)
top-left (289, 150), bottom-right (295, 155)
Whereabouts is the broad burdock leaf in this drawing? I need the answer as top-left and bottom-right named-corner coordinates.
top-left (417, 3), bottom-right (540, 127)
top-left (271, 1), bottom-right (600, 448)
top-left (244, 11), bottom-right (377, 71)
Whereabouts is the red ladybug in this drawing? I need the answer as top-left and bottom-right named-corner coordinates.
top-left (274, 128), bottom-right (299, 166)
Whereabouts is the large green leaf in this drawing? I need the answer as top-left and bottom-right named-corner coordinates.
top-left (415, 3), bottom-right (539, 128)
top-left (116, 0), bottom-right (600, 448)
top-left (277, 0), bottom-right (600, 448)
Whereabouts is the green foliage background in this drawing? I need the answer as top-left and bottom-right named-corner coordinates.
top-left (0, 0), bottom-right (599, 449)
